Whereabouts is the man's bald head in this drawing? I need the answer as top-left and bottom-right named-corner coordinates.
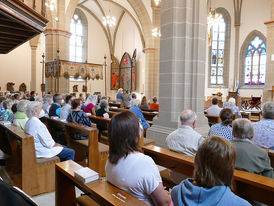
top-left (180, 109), bottom-right (197, 127)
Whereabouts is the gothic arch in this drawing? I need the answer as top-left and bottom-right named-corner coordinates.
top-left (239, 30), bottom-right (266, 87)
top-left (208, 7), bottom-right (231, 88)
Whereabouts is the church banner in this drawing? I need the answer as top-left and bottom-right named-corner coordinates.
top-left (45, 60), bottom-right (103, 80)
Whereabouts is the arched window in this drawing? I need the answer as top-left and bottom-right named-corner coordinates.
top-left (70, 9), bottom-right (87, 62)
top-left (240, 31), bottom-right (266, 87)
top-left (208, 8), bottom-right (231, 87)
top-left (244, 36), bottom-right (266, 85)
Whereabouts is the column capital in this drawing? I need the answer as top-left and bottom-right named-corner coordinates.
top-left (30, 45), bottom-right (38, 50)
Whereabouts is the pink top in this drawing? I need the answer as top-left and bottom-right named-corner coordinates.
top-left (84, 103), bottom-right (95, 113)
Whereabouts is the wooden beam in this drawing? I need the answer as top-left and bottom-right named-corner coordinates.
top-left (0, 39), bottom-right (19, 45)
top-left (0, 26), bottom-right (31, 37)
top-left (0, 33), bottom-right (27, 41)
top-left (0, 37), bottom-right (22, 43)
top-left (0, 21), bottom-right (29, 32)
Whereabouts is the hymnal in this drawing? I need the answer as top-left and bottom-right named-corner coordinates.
top-left (74, 167), bottom-right (99, 184)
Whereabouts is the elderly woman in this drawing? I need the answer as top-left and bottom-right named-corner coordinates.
top-left (13, 100), bottom-right (29, 130)
top-left (96, 99), bottom-right (109, 117)
top-left (24, 101), bottom-right (75, 161)
top-left (209, 108), bottom-right (234, 140)
top-left (130, 99), bottom-right (149, 128)
top-left (2, 100), bottom-right (14, 122)
top-left (83, 95), bottom-right (97, 115)
top-left (171, 136), bottom-right (250, 206)
top-left (106, 111), bottom-right (171, 206)
top-left (232, 119), bottom-right (273, 178)
top-left (223, 97), bottom-right (242, 118)
top-left (116, 88), bottom-right (124, 104)
top-left (42, 94), bottom-right (52, 115)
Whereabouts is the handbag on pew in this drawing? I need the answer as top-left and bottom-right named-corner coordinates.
top-left (0, 178), bottom-right (37, 206)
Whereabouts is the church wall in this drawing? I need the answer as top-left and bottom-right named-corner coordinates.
top-left (0, 42), bottom-right (32, 94)
top-left (205, 0), bottom-right (271, 99)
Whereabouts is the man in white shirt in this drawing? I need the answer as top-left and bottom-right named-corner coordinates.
top-left (60, 95), bottom-right (74, 120)
top-left (166, 109), bottom-right (204, 183)
top-left (205, 98), bottom-right (222, 116)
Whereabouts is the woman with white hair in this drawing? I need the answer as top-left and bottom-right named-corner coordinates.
top-left (13, 100), bottom-right (29, 130)
top-left (223, 97), bottom-right (242, 118)
top-left (232, 119), bottom-right (273, 178)
top-left (83, 95), bottom-right (97, 115)
top-left (24, 101), bottom-right (75, 161)
top-left (116, 88), bottom-right (124, 104)
top-left (42, 94), bottom-right (52, 115)
top-left (130, 99), bottom-right (149, 128)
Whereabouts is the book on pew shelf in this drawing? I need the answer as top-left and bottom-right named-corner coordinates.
top-left (74, 167), bottom-right (99, 184)
top-left (0, 121), bottom-right (11, 126)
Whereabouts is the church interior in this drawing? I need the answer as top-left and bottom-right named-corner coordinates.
top-left (0, 0), bottom-right (273, 205)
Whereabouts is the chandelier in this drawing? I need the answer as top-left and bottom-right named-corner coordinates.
top-left (154, 0), bottom-right (161, 6)
top-left (45, 0), bottom-right (56, 11)
top-left (102, 15), bottom-right (116, 27)
top-left (152, 28), bottom-right (161, 37)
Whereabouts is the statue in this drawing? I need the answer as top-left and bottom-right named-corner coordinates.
top-left (82, 85), bottom-right (87, 92)
top-left (73, 85), bottom-right (78, 92)
top-left (19, 83), bottom-right (27, 93)
top-left (7, 82), bottom-right (15, 92)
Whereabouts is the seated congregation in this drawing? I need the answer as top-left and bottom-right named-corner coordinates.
top-left (0, 91), bottom-right (273, 206)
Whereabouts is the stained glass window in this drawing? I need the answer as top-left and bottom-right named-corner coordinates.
top-left (70, 14), bottom-right (84, 62)
top-left (210, 15), bottom-right (225, 85)
top-left (244, 36), bottom-right (266, 85)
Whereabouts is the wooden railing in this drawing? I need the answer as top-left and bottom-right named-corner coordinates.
top-left (19, 0), bottom-right (46, 17)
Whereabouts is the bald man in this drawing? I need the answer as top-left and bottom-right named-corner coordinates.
top-left (165, 110), bottom-right (204, 184)
top-left (166, 109), bottom-right (204, 156)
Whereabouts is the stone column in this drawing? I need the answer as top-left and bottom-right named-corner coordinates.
top-left (263, 0), bottom-right (274, 101)
top-left (29, 35), bottom-right (40, 91)
top-left (233, 0), bottom-right (243, 89)
top-left (147, 0), bottom-right (208, 147)
top-left (44, 0), bottom-right (71, 93)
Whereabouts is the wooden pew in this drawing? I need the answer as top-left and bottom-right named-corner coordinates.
top-left (65, 122), bottom-right (109, 177)
top-left (142, 145), bottom-right (274, 205)
top-left (89, 115), bottom-right (156, 147)
top-left (109, 102), bottom-right (123, 108)
top-left (46, 117), bottom-right (67, 144)
top-left (205, 115), bottom-right (221, 127)
top-left (0, 123), bottom-right (60, 196)
top-left (88, 115), bottom-right (111, 144)
top-left (55, 160), bottom-right (147, 206)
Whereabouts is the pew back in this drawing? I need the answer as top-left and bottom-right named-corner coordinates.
top-left (0, 123), bottom-right (59, 196)
top-left (65, 122), bottom-right (109, 176)
top-left (143, 145), bottom-right (274, 205)
top-left (55, 160), bottom-right (147, 206)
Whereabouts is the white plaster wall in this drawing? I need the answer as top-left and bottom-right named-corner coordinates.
top-left (0, 42), bottom-right (32, 93)
top-left (205, 0), bottom-right (271, 98)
